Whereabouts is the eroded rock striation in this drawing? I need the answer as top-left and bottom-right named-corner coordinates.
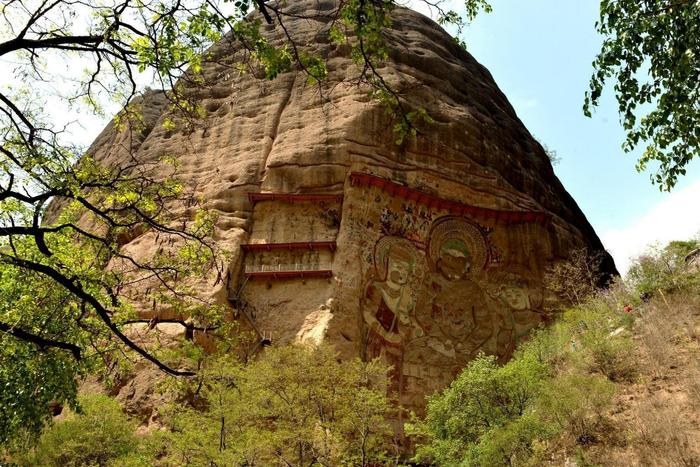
top-left (79, 0), bottom-right (616, 415)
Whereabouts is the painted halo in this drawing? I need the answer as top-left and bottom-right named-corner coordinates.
top-left (427, 216), bottom-right (488, 273)
top-left (374, 236), bottom-right (419, 281)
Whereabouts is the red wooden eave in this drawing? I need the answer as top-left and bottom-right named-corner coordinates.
top-left (241, 241), bottom-right (337, 252)
top-left (248, 193), bottom-right (343, 203)
top-left (348, 172), bottom-right (550, 225)
top-left (244, 270), bottom-right (333, 280)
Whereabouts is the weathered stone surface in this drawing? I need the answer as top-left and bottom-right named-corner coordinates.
top-left (78, 0), bottom-right (616, 416)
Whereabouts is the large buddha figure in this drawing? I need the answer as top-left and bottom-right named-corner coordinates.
top-left (410, 218), bottom-right (494, 377)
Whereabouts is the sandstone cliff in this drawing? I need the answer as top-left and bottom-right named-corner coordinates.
top-left (75, 0), bottom-right (616, 415)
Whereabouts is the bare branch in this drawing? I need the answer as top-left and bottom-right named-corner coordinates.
top-left (0, 320), bottom-right (82, 360)
top-left (0, 252), bottom-right (195, 377)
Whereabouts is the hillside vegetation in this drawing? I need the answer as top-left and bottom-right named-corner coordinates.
top-left (411, 241), bottom-right (700, 466)
top-left (3, 239), bottom-right (700, 466)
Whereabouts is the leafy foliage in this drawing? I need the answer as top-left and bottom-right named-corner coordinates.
top-left (4, 344), bottom-right (393, 466)
top-left (158, 344), bottom-right (394, 466)
top-left (14, 394), bottom-right (139, 467)
top-left (0, 240), bottom-right (98, 447)
top-left (536, 374), bottom-right (615, 445)
top-left (627, 238), bottom-right (700, 296)
top-left (585, 0), bottom-right (700, 190)
top-left (410, 352), bottom-right (550, 466)
top-left (411, 282), bottom-right (638, 466)
top-left (0, 188), bottom-right (223, 444)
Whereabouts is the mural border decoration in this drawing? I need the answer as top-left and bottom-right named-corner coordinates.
top-left (348, 172), bottom-right (550, 225)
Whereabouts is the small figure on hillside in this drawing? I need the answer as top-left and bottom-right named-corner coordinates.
top-left (623, 304), bottom-right (633, 313)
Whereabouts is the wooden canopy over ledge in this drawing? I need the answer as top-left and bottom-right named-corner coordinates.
top-left (244, 270), bottom-right (333, 280)
top-left (241, 241), bottom-right (337, 252)
top-left (248, 193), bottom-right (343, 203)
top-left (348, 172), bottom-right (550, 225)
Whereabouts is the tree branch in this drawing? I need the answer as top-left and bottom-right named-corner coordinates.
top-left (0, 253), bottom-right (195, 377)
top-left (0, 320), bottom-right (81, 360)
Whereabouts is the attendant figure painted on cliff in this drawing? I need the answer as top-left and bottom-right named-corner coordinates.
top-left (487, 267), bottom-right (546, 353)
top-left (362, 236), bottom-right (424, 395)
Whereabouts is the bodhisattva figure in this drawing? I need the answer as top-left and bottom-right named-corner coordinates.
top-left (362, 236), bottom-right (424, 394)
top-left (418, 217), bottom-right (493, 361)
top-left (487, 268), bottom-right (546, 348)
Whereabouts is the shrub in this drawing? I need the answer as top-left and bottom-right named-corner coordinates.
top-left (544, 248), bottom-right (607, 306)
top-left (581, 331), bottom-right (635, 382)
top-left (159, 344), bottom-right (394, 466)
top-left (461, 413), bottom-right (555, 467)
top-left (553, 294), bottom-right (637, 382)
top-left (537, 374), bottom-right (616, 445)
top-left (20, 394), bottom-right (139, 467)
top-left (520, 289), bottom-right (636, 382)
top-left (627, 239), bottom-right (700, 296)
top-left (411, 353), bottom-right (550, 465)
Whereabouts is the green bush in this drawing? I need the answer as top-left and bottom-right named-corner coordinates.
top-left (412, 284), bottom-right (635, 466)
top-left (158, 344), bottom-right (394, 466)
top-left (550, 294), bottom-right (637, 382)
top-left (411, 353), bottom-right (550, 465)
top-left (627, 239), bottom-right (700, 296)
top-left (461, 413), bottom-right (555, 467)
top-left (20, 394), bottom-right (139, 467)
top-left (537, 374), bottom-right (616, 445)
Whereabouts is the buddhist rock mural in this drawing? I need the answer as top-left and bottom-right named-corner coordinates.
top-left (72, 0), bottom-right (617, 417)
top-left (340, 174), bottom-right (558, 412)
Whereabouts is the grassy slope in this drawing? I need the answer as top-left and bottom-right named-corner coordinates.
top-left (587, 292), bottom-right (700, 466)
top-left (545, 291), bottom-right (700, 466)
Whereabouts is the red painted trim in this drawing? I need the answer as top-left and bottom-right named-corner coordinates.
top-left (241, 241), bottom-right (337, 252)
top-left (347, 172), bottom-right (550, 224)
top-left (244, 270), bottom-right (333, 280)
top-left (248, 193), bottom-right (343, 203)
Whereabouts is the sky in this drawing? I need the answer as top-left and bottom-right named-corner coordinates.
top-left (447, 0), bottom-right (700, 273)
top-left (2, 0), bottom-right (699, 274)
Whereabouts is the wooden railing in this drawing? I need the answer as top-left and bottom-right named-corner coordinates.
top-left (241, 241), bottom-right (336, 252)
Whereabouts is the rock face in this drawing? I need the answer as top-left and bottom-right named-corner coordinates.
top-left (81, 0), bottom-right (616, 415)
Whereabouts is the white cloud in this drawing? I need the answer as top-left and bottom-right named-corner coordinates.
top-left (601, 179), bottom-right (700, 275)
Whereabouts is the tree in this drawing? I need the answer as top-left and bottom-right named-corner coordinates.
top-left (585, 0), bottom-right (700, 190)
top-left (0, 0), bottom-right (492, 444)
top-left (627, 237), bottom-right (700, 295)
top-left (13, 394), bottom-right (140, 467)
top-left (0, 253), bottom-right (91, 447)
top-left (408, 353), bottom-right (551, 466)
top-left (543, 248), bottom-right (606, 306)
top-left (159, 344), bottom-right (394, 466)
